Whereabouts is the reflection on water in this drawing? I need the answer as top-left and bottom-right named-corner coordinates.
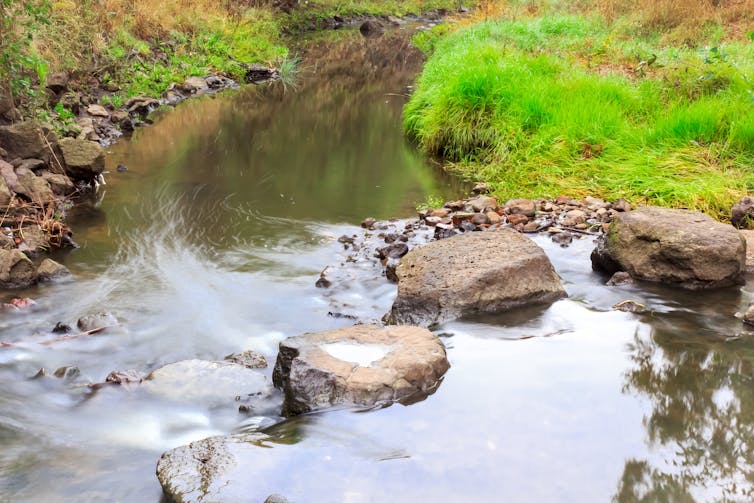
top-left (1, 26), bottom-right (754, 503)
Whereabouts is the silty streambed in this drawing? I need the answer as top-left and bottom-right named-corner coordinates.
top-left (2, 27), bottom-right (754, 503)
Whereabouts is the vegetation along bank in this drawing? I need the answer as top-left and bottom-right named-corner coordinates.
top-left (405, 0), bottom-right (754, 220)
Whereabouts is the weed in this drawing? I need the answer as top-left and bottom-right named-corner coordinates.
top-left (405, 16), bottom-right (754, 218)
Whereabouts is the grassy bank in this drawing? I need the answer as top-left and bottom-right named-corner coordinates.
top-left (0, 0), bottom-right (466, 121)
top-left (405, 3), bottom-right (754, 218)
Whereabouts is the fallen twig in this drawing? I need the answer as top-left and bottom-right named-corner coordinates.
top-left (38, 325), bottom-right (115, 345)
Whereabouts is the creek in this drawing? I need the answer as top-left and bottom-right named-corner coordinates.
top-left (2, 26), bottom-right (754, 503)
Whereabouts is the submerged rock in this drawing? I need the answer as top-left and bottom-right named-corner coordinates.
top-left (37, 258), bottom-right (71, 282)
top-left (387, 229), bottom-right (566, 327)
top-left (77, 312), bottom-right (118, 332)
top-left (272, 324), bottom-right (449, 416)
top-left (591, 206), bottom-right (745, 289)
top-left (144, 359), bottom-right (269, 408)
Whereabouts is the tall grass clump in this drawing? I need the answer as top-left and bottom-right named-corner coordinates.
top-left (405, 16), bottom-right (754, 218)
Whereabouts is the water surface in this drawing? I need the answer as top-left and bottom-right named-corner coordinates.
top-left (2, 27), bottom-right (754, 503)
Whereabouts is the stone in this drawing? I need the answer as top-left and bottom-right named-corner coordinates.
top-left (361, 217), bottom-right (376, 229)
top-left (591, 206), bottom-right (745, 289)
top-left (507, 213), bottom-right (528, 226)
top-left (105, 369), bottom-right (143, 385)
top-left (472, 182), bottom-right (489, 194)
top-left (0, 172), bottom-right (11, 206)
top-left (584, 196), bottom-right (607, 210)
top-left (359, 19), bottom-right (385, 37)
top-left (486, 211), bottom-right (502, 225)
top-left (157, 433), bottom-right (269, 503)
top-left (612, 198), bottom-right (632, 212)
top-left (144, 359), bottom-right (269, 408)
top-left (86, 104), bottom-right (110, 117)
top-left (77, 312), bottom-right (118, 332)
top-left (245, 65), bottom-right (278, 84)
top-left (551, 231), bottom-right (573, 247)
top-left (427, 208), bottom-right (450, 218)
top-left (4, 297), bottom-right (36, 311)
top-left (506, 198), bottom-right (537, 217)
top-left (388, 229), bottom-right (566, 327)
top-left (264, 495), bottom-right (291, 503)
top-left (273, 324), bottom-right (449, 416)
top-left (0, 249), bottom-right (36, 289)
top-left (606, 271), bottom-right (634, 286)
top-left (46, 72), bottom-right (69, 93)
top-left (743, 303), bottom-right (754, 326)
top-left (612, 300), bottom-right (646, 313)
top-left (731, 197), bottom-right (754, 228)
top-left (564, 209), bottom-right (587, 224)
top-left (469, 195), bottom-right (498, 212)
top-left (17, 225), bottom-right (48, 254)
top-left (377, 242), bottom-right (409, 259)
top-left (182, 76), bottom-right (208, 93)
top-left (225, 350), bottom-right (268, 369)
top-left (741, 230), bottom-right (754, 271)
top-left (37, 258), bottom-right (70, 282)
top-left (13, 166), bottom-right (54, 202)
top-left (471, 212), bottom-right (490, 226)
top-left (58, 137), bottom-right (105, 181)
top-left (205, 75), bottom-right (224, 89)
top-left (0, 121), bottom-right (57, 163)
top-left (16, 158), bottom-right (45, 172)
top-left (53, 366), bottom-right (80, 379)
top-left (41, 172), bottom-right (75, 195)
top-left (126, 97), bottom-right (159, 117)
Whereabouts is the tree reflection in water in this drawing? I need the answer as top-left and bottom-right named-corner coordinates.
top-left (616, 316), bottom-right (754, 502)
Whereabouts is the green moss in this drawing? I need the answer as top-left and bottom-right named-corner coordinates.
top-left (404, 16), bottom-right (754, 219)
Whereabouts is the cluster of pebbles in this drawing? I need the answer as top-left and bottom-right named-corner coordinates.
top-left (322, 185), bottom-right (633, 289)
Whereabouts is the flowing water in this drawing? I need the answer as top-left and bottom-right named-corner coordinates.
top-left (2, 27), bottom-right (754, 503)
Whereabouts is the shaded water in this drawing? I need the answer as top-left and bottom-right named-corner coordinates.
top-left (2, 27), bottom-right (754, 503)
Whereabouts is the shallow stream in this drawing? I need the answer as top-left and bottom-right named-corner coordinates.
top-left (2, 27), bottom-right (754, 503)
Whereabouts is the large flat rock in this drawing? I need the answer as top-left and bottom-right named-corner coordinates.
top-left (143, 359), bottom-right (269, 408)
top-left (387, 229), bottom-right (566, 327)
top-left (591, 206), bottom-right (745, 289)
top-left (272, 324), bottom-right (449, 416)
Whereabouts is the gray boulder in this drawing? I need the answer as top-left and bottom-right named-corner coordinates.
top-left (0, 121), bottom-right (57, 163)
top-left (157, 433), bottom-right (269, 503)
top-left (143, 359), bottom-right (269, 408)
top-left (387, 229), bottom-right (566, 327)
top-left (0, 249), bottom-right (37, 289)
top-left (591, 206), bottom-right (745, 289)
top-left (273, 324), bottom-right (449, 416)
top-left (57, 137), bottom-right (105, 181)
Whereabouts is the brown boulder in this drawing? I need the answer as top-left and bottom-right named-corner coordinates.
top-left (0, 249), bottom-right (37, 289)
top-left (388, 229), bottom-right (566, 327)
top-left (57, 137), bottom-right (105, 181)
top-left (273, 324), bottom-right (449, 416)
top-left (0, 121), bottom-right (57, 163)
top-left (591, 206), bottom-right (745, 289)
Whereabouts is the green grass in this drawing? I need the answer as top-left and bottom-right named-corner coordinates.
top-left (404, 16), bottom-right (754, 218)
